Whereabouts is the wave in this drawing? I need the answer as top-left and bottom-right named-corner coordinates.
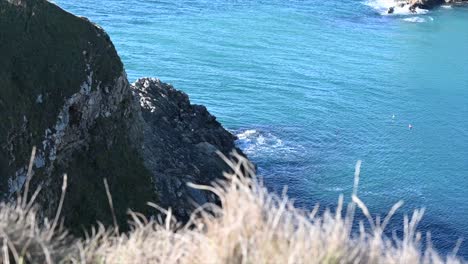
top-left (403, 16), bottom-right (428, 23)
top-left (402, 16), bottom-right (434, 23)
top-left (236, 129), bottom-right (284, 155)
top-left (235, 129), bottom-right (303, 159)
top-left (324, 186), bottom-right (345, 192)
top-left (365, 0), bottom-right (429, 15)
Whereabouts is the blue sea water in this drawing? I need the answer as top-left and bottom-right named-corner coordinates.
top-left (55, 0), bottom-right (468, 257)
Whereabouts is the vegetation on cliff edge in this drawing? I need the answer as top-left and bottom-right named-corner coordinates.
top-left (0, 151), bottom-right (465, 264)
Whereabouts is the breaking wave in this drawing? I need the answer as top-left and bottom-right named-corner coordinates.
top-left (403, 16), bottom-right (432, 23)
top-left (365, 0), bottom-right (429, 15)
top-left (235, 129), bottom-right (304, 159)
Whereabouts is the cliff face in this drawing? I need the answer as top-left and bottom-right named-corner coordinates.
top-left (133, 78), bottom-right (239, 218)
top-left (0, 0), bottom-right (244, 230)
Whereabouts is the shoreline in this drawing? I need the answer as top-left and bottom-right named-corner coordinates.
top-left (386, 0), bottom-right (468, 14)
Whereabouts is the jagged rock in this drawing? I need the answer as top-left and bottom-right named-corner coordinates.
top-left (132, 78), bottom-right (240, 218)
top-left (0, 0), bottom-right (246, 232)
top-left (407, 0), bottom-right (467, 9)
top-left (407, 0), bottom-right (443, 9)
top-left (387, 0), bottom-right (467, 12)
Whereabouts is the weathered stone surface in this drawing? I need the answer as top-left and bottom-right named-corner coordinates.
top-left (387, 0), bottom-right (467, 13)
top-left (132, 78), bottom-right (241, 218)
top-left (0, 0), bottom-right (156, 231)
top-left (0, 0), bottom-right (245, 231)
top-left (408, 0), bottom-right (444, 9)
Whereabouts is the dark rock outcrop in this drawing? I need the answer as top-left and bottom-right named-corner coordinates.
top-left (409, 0), bottom-right (445, 9)
top-left (387, 0), bottom-right (467, 13)
top-left (132, 78), bottom-right (239, 218)
top-left (0, 0), bottom-right (245, 231)
top-left (416, 0), bottom-right (468, 9)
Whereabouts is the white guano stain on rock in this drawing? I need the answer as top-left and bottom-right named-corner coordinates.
top-left (8, 167), bottom-right (27, 196)
top-left (39, 72), bottom-right (130, 174)
top-left (80, 71), bottom-right (93, 94)
top-left (80, 63), bottom-right (93, 94)
top-left (5, 0), bottom-right (26, 7)
top-left (36, 94), bottom-right (43, 104)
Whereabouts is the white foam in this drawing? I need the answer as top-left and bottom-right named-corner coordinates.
top-left (235, 129), bottom-right (302, 158)
top-left (237, 129), bottom-right (258, 140)
top-left (236, 130), bottom-right (283, 155)
top-left (441, 5), bottom-right (452, 9)
top-left (365, 0), bottom-right (429, 15)
top-left (325, 186), bottom-right (345, 192)
top-left (365, 0), bottom-right (394, 12)
top-left (403, 16), bottom-right (426, 23)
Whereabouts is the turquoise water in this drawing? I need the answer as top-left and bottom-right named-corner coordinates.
top-left (55, 0), bottom-right (468, 257)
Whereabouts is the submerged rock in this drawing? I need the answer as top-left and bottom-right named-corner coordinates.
top-left (0, 0), bottom-right (246, 231)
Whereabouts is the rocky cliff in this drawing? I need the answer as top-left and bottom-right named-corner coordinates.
top-left (0, 0), bottom-right (244, 231)
top-left (387, 0), bottom-right (467, 13)
top-left (409, 0), bottom-right (467, 8)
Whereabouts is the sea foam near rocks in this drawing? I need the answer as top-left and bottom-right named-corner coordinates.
top-left (365, 0), bottom-right (429, 15)
top-left (235, 129), bottom-right (305, 161)
top-left (236, 129), bottom-right (285, 155)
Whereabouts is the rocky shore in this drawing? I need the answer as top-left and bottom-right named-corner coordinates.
top-left (0, 0), bottom-right (245, 231)
top-left (387, 0), bottom-right (468, 13)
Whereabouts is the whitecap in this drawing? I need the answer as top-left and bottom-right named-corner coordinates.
top-left (237, 129), bottom-right (258, 140)
top-left (235, 129), bottom-right (301, 158)
top-left (324, 186), bottom-right (345, 192)
top-left (236, 129), bottom-right (284, 155)
top-left (403, 16), bottom-right (427, 23)
top-left (441, 5), bottom-right (452, 9)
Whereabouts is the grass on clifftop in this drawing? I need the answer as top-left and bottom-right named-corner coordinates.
top-left (0, 151), bottom-right (465, 263)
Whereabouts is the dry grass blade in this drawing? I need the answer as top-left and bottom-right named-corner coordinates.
top-left (21, 146), bottom-right (36, 208)
top-left (103, 178), bottom-right (119, 235)
top-left (48, 174), bottom-right (68, 240)
top-left (0, 150), bottom-right (464, 263)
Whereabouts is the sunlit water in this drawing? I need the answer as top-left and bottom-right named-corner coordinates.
top-left (55, 0), bottom-right (468, 257)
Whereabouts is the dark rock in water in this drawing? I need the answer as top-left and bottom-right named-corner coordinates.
top-left (396, 0), bottom-right (468, 11)
top-left (407, 0), bottom-right (437, 9)
top-left (0, 0), bottom-right (246, 232)
top-left (387, 6), bottom-right (395, 14)
top-left (406, 0), bottom-right (463, 9)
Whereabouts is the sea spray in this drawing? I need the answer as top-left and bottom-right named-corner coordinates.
top-left (365, 0), bottom-right (429, 15)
